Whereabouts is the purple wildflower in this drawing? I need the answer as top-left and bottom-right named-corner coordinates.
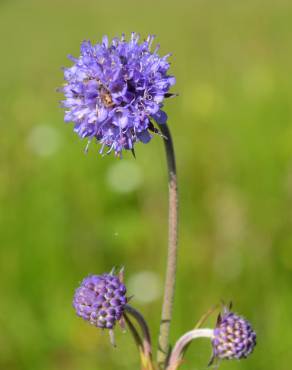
top-left (211, 307), bottom-right (256, 361)
top-left (60, 33), bottom-right (175, 156)
top-left (73, 271), bottom-right (127, 330)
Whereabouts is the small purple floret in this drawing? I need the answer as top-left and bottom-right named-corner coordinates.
top-left (60, 33), bottom-right (175, 155)
top-left (212, 310), bottom-right (256, 360)
top-left (73, 273), bottom-right (127, 329)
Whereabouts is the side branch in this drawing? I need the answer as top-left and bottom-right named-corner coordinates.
top-left (124, 304), bottom-right (153, 362)
top-left (167, 329), bottom-right (214, 370)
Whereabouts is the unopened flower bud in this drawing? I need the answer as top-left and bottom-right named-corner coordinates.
top-left (212, 310), bottom-right (256, 360)
top-left (73, 272), bottom-right (127, 329)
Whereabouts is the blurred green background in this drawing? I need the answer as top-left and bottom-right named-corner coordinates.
top-left (1, 0), bottom-right (292, 369)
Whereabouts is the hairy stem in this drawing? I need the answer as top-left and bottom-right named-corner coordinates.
top-left (157, 123), bottom-right (178, 368)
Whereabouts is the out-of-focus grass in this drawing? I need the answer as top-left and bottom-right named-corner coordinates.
top-left (0, 0), bottom-right (292, 369)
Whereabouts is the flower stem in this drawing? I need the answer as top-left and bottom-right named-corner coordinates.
top-left (124, 304), bottom-right (153, 361)
top-left (157, 123), bottom-right (179, 368)
top-left (124, 313), bottom-right (153, 370)
top-left (167, 329), bottom-right (214, 370)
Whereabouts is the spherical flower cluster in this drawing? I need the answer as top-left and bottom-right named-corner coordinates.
top-left (73, 273), bottom-right (127, 329)
top-left (61, 33), bottom-right (175, 156)
top-left (212, 310), bottom-right (256, 360)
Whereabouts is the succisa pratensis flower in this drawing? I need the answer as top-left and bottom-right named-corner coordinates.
top-left (60, 33), bottom-right (176, 156)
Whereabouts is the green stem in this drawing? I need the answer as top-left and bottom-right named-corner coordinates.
top-left (157, 123), bottom-right (179, 368)
top-left (166, 328), bottom-right (214, 370)
top-left (125, 304), bottom-right (153, 360)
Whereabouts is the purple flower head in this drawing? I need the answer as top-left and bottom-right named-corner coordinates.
top-left (73, 270), bottom-right (127, 330)
top-left (60, 33), bottom-right (176, 156)
top-left (211, 306), bottom-right (256, 361)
